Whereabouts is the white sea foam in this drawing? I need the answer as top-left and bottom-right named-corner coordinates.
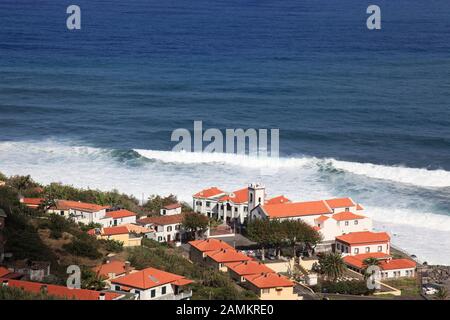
top-left (1, 139), bottom-right (449, 264)
top-left (134, 149), bottom-right (450, 188)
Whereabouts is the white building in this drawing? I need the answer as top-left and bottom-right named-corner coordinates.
top-left (335, 231), bottom-right (390, 256)
top-left (47, 200), bottom-right (109, 225)
top-left (137, 205), bottom-right (185, 243)
top-left (110, 267), bottom-right (193, 300)
top-left (99, 209), bottom-right (137, 227)
top-left (314, 211), bottom-right (372, 241)
top-left (193, 184), bottom-right (289, 224)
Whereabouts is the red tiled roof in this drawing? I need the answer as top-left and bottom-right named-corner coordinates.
top-left (138, 214), bottom-right (184, 226)
top-left (92, 261), bottom-right (131, 278)
top-left (172, 278), bottom-right (194, 286)
top-left (193, 187), bottom-right (225, 199)
top-left (163, 203), bottom-right (181, 210)
top-left (265, 195), bottom-right (290, 205)
top-left (380, 259), bottom-right (416, 270)
top-left (111, 267), bottom-right (191, 290)
top-left (189, 239), bottom-right (234, 252)
top-left (336, 231), bottom-right (390, 245)
top-left (262, 200), bottom-right (332, 219)
top-left (225, 261), bottom-right (275, 276)
top-left (332, 211), bottom-right (366, 221)
top-left (102, 226), bottom-right (130, 236)
top-left (0, 278), bottom-right (121, 300)
top-left (219, 188), bottom-right (249, 204)
top-left (104, 209), bottom-right (137, 219)
top-left (21, 198), bottom-right (44, 206)
top-left (343, 253), bottom-right (391, 269)
top-left (244, 273), bottom-right (294, 289)
top-left (325, 198), bottom-right (356, 209)
top-left (315, 215), bottom-right (330, 223)
top-left (205, 249), bottom-right (251, 263)
top-left (356, 204), bottom-right (364, 211)
top-left (0, 267), bottom-right (11, 278)
top-left (55, 200), bottom-right (109, 212)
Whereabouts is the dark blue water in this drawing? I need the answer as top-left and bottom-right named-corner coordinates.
top-left (1, 0), bottom-right (450, 169)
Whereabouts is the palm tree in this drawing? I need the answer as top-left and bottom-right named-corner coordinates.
top-left (436, 287), bottom-right (448, 300)
top-left (318, 252), bottom-right (347, 281)
top-left (362, 257), bottom-right (381, 279)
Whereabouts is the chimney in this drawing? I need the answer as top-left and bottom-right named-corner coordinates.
top-left (2, 280), bottom-right (8, 287)
top-left (124, 261), bottom-right (131, 275)
top-left (98, 292), bottom-right (106, 300)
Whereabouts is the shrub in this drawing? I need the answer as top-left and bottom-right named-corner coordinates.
top-left (321, 280), bottom-right (373, 295)
top-left (62, 233), bottom-right (101, 259)
top-left (99, 239), bottom-right (123, 253)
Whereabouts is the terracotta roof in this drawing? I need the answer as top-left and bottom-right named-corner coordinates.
top-left (193, 187), bottom-right (225, 199)
top-left (163, 203), bottom-right (181, 210)
top-left (92, 261), bottom-right (131, 278)
top-left (21, 198), bottom-right (44, 206)
top-left (380, 259), bottom-right (416, 270)
top-left (0, 278), bottom-right (121, 300)
top-left (102, 226), bottom-right (130, 236)
top-left (225, 261), bottom-right (275, 276)
top-left (262, 200), bottom-right (332, 219)
top-left (54, 200), bottom-right (109, 212)
top-left (104, 209), bottom-right (137, 219)
top-left (336, 231), bottom-right (390, 245)
top-left (205, 249), bottom-right (252, 263)
top-left (343, 253), bottom-right (391, 269)
top-left (172, 278), bottom-right (194, 286)
top-left (356, 204), bottom-right (364, 211)
top-left (0, 267), bottom-right (11, 278)
top-left (189, 239), bottom-right (234, 252)
top-left (111, 267), bottom-right (191, 290)
top-left (332, 211), bottom-right (366, 221)
top-left (218, 188), bottom-right (249, 204)
top-left (325, 198), bottom-right (356, 209)
top-left (138, 214), bottom-right (184, 226)
top-left (265, 195), bottom-right (290, 205)
top-left (244, 273), bottom-right (294, 289)
top-left (96, 224), bottom-right (151, 236)
top-left (315, 215), bottom-right (330, 223)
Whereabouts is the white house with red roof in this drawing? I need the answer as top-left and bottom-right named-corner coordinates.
top-left (314, 211), bottom-right (372, 241)
top-left (110, 267), bottom-right (193, 300)
top-left (342, 252), bottom-right (416, 279)
top-left (160, 203), bottom-right (182, 216)
top-left (47, 200), bottom-right (110, 225)
top-left (335, 231), bottom-right (391, 256)
top-left (243, 272), bottom-right (298, 300)
top-left (138, 214), bottom-right (185, 243)
top-left (193, 184), bottom-right (289, 224)
top-left (100, 209), bottom-right (137, 227)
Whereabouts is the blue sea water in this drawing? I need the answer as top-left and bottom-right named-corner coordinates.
top-left (0, 0), bottom-right (449, 263)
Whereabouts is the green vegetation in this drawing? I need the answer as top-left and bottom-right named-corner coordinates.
top-left (382, 278), bottom-right (421, 297)
top-left (317, 252), bottom-right (347, 281)
top-left (81, 268), bottom-right (106, 290)
top-left (127, 246), bottom-right (258, 300)
top-left (99, 239), bottom-right (123, 253)
top-left (0, 285), bottom-right (60, 300)
top-left (315, 280), bottom-right (374, 295)
top-left (182, 212), bottom-right (209, 240)
top-left (62, 233), bottom-right (102, 259)
top-left (246, 219), bottom-right (322, 260)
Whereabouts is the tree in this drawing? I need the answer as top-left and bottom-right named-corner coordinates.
top-left (281, 219), bottom-right (322, 260)
top-left (362, 257), bottom-right (381, 279)
top-left (318, 252), bottom-right (346, 281)
top-left (246, 219), bottom-right (272, 261)
top-left (81, 268), bottom-right (106, 290)
top-left (182, 212), bottom-right (209, 240)
top-left (144, 194), bottom-right (178, 213)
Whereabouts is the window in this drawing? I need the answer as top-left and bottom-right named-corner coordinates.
top-left (175, 225), bottom-right (180, 230)
top-left (162, 210), bottom-right (166, 215)
top-left (244, 206), bottom-right (248, 212)
top-left (161, 286), bottom-right (166, 295)
top-left (115, 285), bottom-right (121, 291)
top-left (354, 220), bottom-right (358, 225)
top-left (234, 207), bottom-right (238, 213)
top-left (336, 243), bottom-right (340, 250)
top-left (345, 221), bottom-right (349, 226)
top-left (249, 193), bottom-right (253, 203)
top-left (262, 289), bottom-right (270, 294)
top-left (258, 197), bottom-right (262, 204)
top-left (158, 236), bottom-right (163, 242)
top-left (354, 248), bottom-right (359, 254)
top-left (365, 247), bottom-right (370, 253)
top-left (60, 211), bottom-right (64, 216)
top-left (206, 201), bottom-right (211, 208)
top-left (151, 289), bottom-right (156, 298)
top-left (377, 246), bottom-right (382, 252)
top-left (345, 208), bottom-right (349, 212)
top-left (167, 226), bottom-right (172, 232)
top-left (196, 201), bottom-right (202, 206)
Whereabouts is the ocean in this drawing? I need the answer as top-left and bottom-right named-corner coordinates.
top-left (0, 0), bottom-right (449, 264)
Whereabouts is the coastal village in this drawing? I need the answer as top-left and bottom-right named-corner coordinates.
top-left (0, 175), bottom-right (448, 300)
